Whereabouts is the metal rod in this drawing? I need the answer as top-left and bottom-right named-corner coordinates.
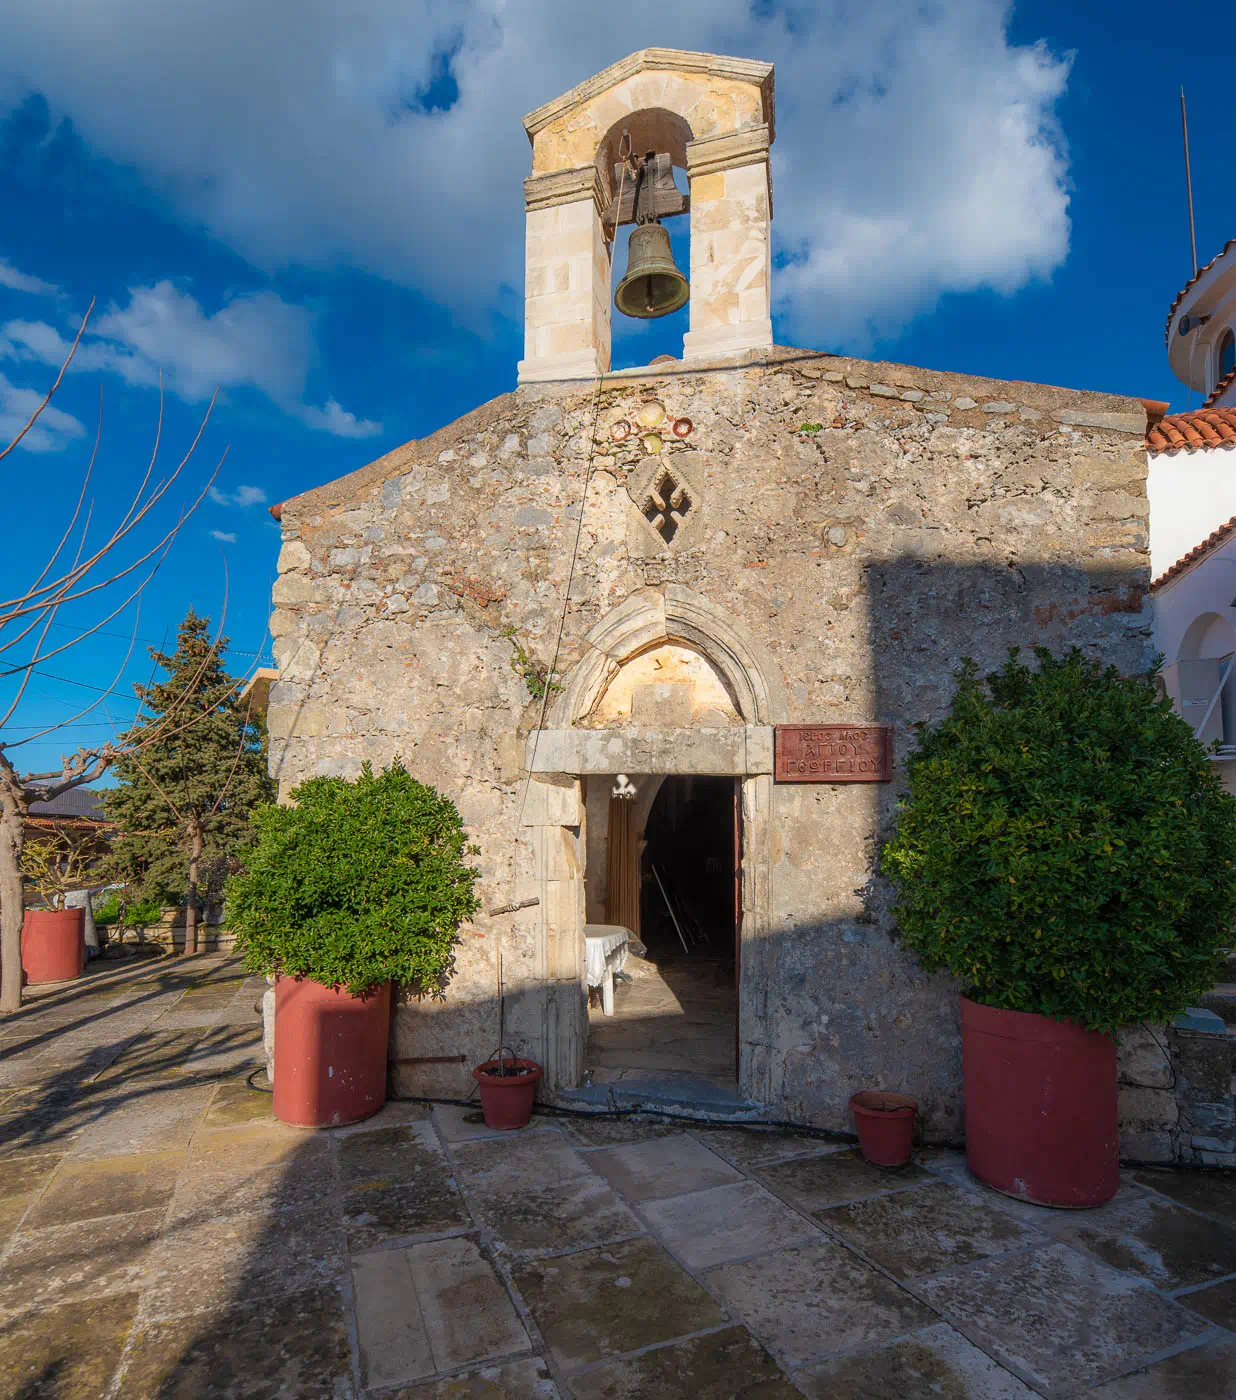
top-left (487, 897), bottom-right (538, 917)
top-left (1195, 657), bottom-right (1232, 741)
top-left (388, 1055), bottom-right (467, 1066)
top-left (1181, 87), bottom-right (1198, 277)
top-left (652, 864), bottom-right (691, 955)
top-left (497, 946), bottom-right (505, 1060)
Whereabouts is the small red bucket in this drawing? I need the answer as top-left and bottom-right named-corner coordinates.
top-left (849, 1090), bottom-right (918, 1167)
top-left (473, 1052), bottom-right (543, 1130)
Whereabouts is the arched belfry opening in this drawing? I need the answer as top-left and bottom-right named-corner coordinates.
top-left (517, 48), bottom-right (775, 384)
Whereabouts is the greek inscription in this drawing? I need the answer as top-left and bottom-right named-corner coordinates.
top-left (774, 724), bottom-right (893, 783)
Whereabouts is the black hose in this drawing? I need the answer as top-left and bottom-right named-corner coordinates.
top-left (391, 1091), bottom-right (860, 1143)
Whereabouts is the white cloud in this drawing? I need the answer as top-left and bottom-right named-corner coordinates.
top-left (297, 398), bottom-right (382, 438)
top-left (0, 282), bottom-right (378, 436)
top-left (0, 2), bottom-right (1073, 349)
top-left (209, 529), bottom-right (238, 543)
top-left (91, 282), bottom-right (314, 402)
top-left (0, 370), bottom-right (85, 452)
top-left (0, 258), bottom-right (60, 298)
top-left (0, 315), bottom-right (153, 385)
top-left (209, 484), bottom-right (267, 508)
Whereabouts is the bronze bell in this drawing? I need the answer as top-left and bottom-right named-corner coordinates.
top-left (614, 222), bottom-right (689, 319)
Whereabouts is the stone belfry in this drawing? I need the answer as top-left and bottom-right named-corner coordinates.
top-left (517, 49), bottom-right (775, 383)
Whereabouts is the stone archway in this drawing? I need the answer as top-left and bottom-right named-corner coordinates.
top-left (521, 584), bottom-right (783, 1100)
top-left (1177, 610), bottom-right (1236, 662)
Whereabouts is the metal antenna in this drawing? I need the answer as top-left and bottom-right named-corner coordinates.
top-left (1181, 87), bottom-right (1198, 277)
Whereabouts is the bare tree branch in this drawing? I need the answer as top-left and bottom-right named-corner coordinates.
top-left (11, 384), bottom-right (103, 620)
top-left (0, 449), bottom-right (223, 637)
top-left (0, 328), bottom-right (227, 1012)
top-left (123, 748), bottom-right (185, 826)
top-left (0, 301), bottom-right (94, 463)
top-left (209, 689), bottom-right (256, 819)
top-left (2, 602), bottom-right (143, 751)
top-left (0, 523), bottom-right (177, 683)
top-left (0, 498), bottom-right (96, 661)
top-left (0, 388), bottom-right (218, 618)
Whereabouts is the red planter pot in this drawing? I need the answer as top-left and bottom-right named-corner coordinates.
top-left (961, 995), bottom-right (1119, 1209)
top-left (21, 909), bottom-right (86, 984)
top-left (473, 1057), bottom-right (543, 1130)
top-left (272, 976), bottom-right (391, 1128)
top-left (849, 1091), bottom-right (918, 1167)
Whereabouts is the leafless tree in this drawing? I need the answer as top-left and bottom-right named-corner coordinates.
top-left (0, 305), bottom-right (224, 1011)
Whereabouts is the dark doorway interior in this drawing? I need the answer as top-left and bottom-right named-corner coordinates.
top-left (640, 775), bottom-right (738, 965)
top-left (585, 774), bottom-right (740, 1092)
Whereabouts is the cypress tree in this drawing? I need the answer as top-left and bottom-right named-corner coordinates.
top-left (104, 610), bottom-right (275, 953)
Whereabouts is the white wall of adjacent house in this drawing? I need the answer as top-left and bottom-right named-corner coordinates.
top-left (1148, 446), bottom-right (1236, 579)
top-left (1152, 530), bottom-right (1236, 793)
top-left (1167, 244), bottom-right (1236, 396)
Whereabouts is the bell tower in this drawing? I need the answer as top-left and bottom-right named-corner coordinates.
top-left (517, 49), bottom-right (775, 384)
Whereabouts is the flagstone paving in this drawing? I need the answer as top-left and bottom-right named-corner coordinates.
top-left (1, 954), bottom-right (1236, 1397)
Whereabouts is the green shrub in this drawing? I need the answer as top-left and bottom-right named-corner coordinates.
top-left (92, 890), bottom-right (164, 927)
top-left (226, 759), bottom-right (481, 996)
top-left (882, 648), bottom-right (1236, 1032)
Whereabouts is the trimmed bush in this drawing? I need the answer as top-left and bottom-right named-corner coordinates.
top-left (226, 759), bottom-right (480, 996)
top-left (882, 649), bottom-right (1236, 1033)
top-left (92, 891), bottom-right (165, 928)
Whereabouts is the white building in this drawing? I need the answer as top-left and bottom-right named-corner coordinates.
top-left (1150, 241), bottom-right (1236, 579)
top-left (1151, 240), bottom-right (1236, 787)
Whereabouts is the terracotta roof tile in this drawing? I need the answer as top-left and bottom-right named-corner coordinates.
top-left (1165, 239), bottom-right (1236, 344)
top-left (1146, 405), bottom-right (1236, 455)
top-left (1203, 365), bottom-right (1236, 408)
top-left (1150, 515), bottom-right (1236, 590)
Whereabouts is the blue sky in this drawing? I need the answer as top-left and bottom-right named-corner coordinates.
top-left (0, 1), bottom-right (1231, 776)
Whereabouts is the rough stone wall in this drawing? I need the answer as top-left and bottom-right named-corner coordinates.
top-left (1118, 1013), bottom-right (1236, 1165)
top-left (267, 346), bottom-right (1152, 1136)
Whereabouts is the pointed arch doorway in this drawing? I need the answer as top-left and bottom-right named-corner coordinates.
top-left (523, 584), bottom-right (783, 1103)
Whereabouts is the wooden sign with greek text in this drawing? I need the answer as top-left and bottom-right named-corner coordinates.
top-left (774, 725), bottom-right (893, 783)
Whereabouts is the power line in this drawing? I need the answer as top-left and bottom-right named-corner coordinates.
top-left (9, 665), bottom-right (270, 702)
top-left (23, 670), bottom-right (143, 700)
top-left (4, 720), bottom-right (128, 731)
top-left (40, 619), bottom-right (273, 658)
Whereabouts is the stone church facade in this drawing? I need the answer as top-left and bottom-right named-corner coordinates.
top-left (264, 51), bottom-right (1152, 1140)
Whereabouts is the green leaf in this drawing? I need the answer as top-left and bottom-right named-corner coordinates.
top-left (225, 758), bottom-right (481, 997)
top-left (881, 648), bottom-right (1236, 1033)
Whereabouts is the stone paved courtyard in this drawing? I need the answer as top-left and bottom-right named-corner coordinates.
top-left (2, 956), bottom-right (1236, 1397)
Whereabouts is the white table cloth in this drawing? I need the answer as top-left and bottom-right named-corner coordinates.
top-left (583, 923), bottom-right (633, 1016)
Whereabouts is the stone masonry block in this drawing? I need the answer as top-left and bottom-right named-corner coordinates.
top-left (1173, 1030), bottom-right (1234, 1098)
top-left (1175, 1007), bottom-right (1226, 1032)
top-left (1119, 1130), bottom-right (1177, 1163)
top-left (1117, 1024), bottom-right (1173, 1089)
top-left (1184, 1097), bottom-right (1236, 1132)
top-left (1116, 1085), bottom-right (1179, 1130)
top-left (277, 540), bottom-right (310, 573)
